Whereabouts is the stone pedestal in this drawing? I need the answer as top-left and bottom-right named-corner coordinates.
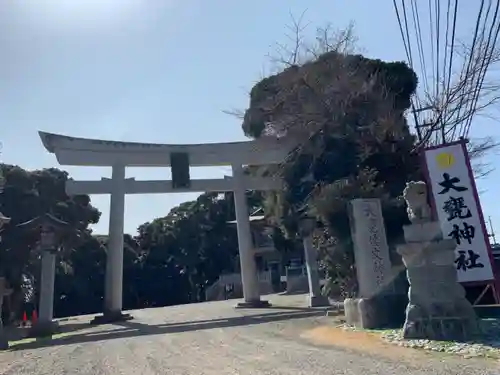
top-left (398, 222), bottom-right (478, 340)
top-left (309, 295), bottom-right (330, 308)
top-left (234, 300), bottom-right (271, 309)
top-left (344, 293), bottom-right (408, 329)
top-left (0, 277), bottom-right (12, 350)
top-left (29, 320), bottom-right (60, 338)
top-left (0, 335), bottom-right (8, 350)
top-left (90, 311), bottom-right (133, 325)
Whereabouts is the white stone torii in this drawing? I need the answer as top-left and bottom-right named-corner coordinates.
top-left (38, 131), bottom-right (293, 321)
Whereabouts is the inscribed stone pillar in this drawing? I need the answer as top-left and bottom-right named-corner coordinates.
top-left (344, 198), bottom-right (407, 329)
top-left (349, 199), bottom-right (392, 298)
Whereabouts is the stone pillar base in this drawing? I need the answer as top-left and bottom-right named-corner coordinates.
top-left (90, 311), bottom-right (133, 325)
top-left (397, 230), bottom-right (480, 341)
top-left (0, 335), bottom-right (9, 350)
top-left (403, 302), bottom-right (479, 340)
top-left (29, 320), bottom-right (59, 338)
top-left (345, 294), bottom-right (407, 329)
top-left (234, 300), bottom-right (271, 309)
top-left (308, 295), bottom-right (330, 308)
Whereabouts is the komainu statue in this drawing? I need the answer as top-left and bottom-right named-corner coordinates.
top-left (402, 181), bottom-right (431, 223)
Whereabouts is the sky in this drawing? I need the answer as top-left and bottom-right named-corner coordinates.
top-left (1, 0), bottom-right (499, 237)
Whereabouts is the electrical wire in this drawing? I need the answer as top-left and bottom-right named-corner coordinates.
top-left (463, 0), bottom-right (500, 137)
top-left (459, 0), bottom-right (495, 137)
top-left (435, 0), bottom-right (441, 109)
top-left (450, 0), bottom-right (485, 140)
top-left (393, 0), bottom-right (500, 147)
top-left (428, 0), bottom-right (436, 99)
top-left (411, 0), bottom-right (430, 96)
top-left (441, 0), bottom-right (452, 106)
top-left (443, 0), bottom-right (459, 125)
top-left (393, 0), bottom-right (422, 140)
top-left (440, 0), bottom-right (459, 141)
top-left (400, 0), bottom-right (415, 68)
top-left (393, 0), bottom-right (413, 64)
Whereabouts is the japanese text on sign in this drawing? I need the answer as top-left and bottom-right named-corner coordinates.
top-left (424, 143), bottom-right (493, 283)
top-left (363, 204), bottom-right (385, 288)
top-left (349, 199), bottom-right (391, 298)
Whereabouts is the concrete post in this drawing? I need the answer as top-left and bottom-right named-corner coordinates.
top-left (303, 235), bottom-right (329, 307)
top-left (38, 250), bottom-right (56, 325)
top-left (29, 249), bottom-right (58, 337)
top-left (299, 216), bottom-right (329, 308)
top-left (232, 164), bottom-right (269, 308)
top-left (29, 222), bottom-right (60, 337)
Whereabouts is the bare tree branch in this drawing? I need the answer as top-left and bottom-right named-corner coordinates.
top-left (414, 35), bottom-right (500, 151)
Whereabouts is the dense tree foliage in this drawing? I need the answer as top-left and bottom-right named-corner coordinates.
top-left (242, 48), bottom-right (421, 297)
top-left (0, 165), bottom-right (262, 321)
top-left (0, 165), bottom-right (101, 318)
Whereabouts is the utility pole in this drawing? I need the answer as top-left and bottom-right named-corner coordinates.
top-left (488, 216), bottom-right (497, 244)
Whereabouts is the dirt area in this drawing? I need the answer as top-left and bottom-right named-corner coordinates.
top-left (301, 325), bottom-right (500, 366)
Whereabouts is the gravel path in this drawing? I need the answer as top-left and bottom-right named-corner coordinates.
top-left (0, 295), bottom-right (497, 375)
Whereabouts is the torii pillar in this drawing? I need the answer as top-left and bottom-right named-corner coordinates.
top-left (91, 164), bottom-right (132, 324)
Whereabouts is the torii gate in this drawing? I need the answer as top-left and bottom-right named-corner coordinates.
top-left (38, 131), bottom-right (293, 323)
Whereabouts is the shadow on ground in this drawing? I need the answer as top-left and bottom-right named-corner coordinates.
top-left (9, 307), bottom-right (328, 351)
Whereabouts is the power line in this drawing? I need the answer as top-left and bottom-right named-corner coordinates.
top-left (393, 0), bottom-right (423, 140)
top-left (452, 0), bottom-right (486, 140)
top-left (394, 0), bottom-right (500, 146)
top-left (428, 0), bottom-right (436, 98)
top-left (443, 0), bottom-right (459, 130)
top-left (411, 0), bottom-right (430, 95)
top-left (393, 0), bottom-right (413, 64)
top-left (435, 0), bottom-right (442, 104)
top-left (463, 0), bottom-right (500, 138)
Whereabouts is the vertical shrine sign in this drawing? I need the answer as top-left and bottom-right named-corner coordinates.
top-left (349, 199), bottom-right (392, 297)
top-left (423, 140), bottom-right (494, 283)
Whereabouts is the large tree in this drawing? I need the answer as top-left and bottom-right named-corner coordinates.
top-left (134, 192), bottom-right (242, 305)
top-left (240, 21), bottom-right (420, 297)
top-left (0, 164), bottom-right (101, 320)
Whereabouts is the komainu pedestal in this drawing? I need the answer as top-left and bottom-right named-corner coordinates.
top-left (398, 181), bottom-right (478, 340)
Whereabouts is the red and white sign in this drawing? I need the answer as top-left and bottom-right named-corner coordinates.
top-left (423, 140), bottom-right (495, 283)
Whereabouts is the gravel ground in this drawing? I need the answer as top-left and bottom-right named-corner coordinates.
top-left (0, 294), bottom-right (497, 375)
top-left (380, 319), bottom-right (500, 357)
